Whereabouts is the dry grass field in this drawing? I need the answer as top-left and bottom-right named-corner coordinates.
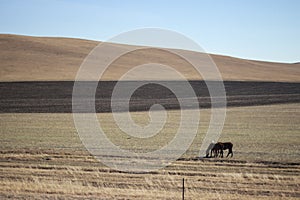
top-left (0, 34), bottom-right (300, 199)
top-left (1, 104), bottom-right (300, 199)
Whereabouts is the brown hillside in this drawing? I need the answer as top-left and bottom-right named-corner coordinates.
top-left (0, 34), bottom-right (299, 82)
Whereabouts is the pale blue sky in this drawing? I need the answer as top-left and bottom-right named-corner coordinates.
top-left (0, 0), bottom-right (299, 63)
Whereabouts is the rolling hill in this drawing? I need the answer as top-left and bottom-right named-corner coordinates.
top-left (0, 34), bottom-right (299, 82)
top-left (1, 34), bottom-right (299, 113)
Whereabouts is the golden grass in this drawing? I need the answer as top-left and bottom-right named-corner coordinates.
top-left (0, 159), bottom-right (299, 199)
top-left (3, 103), bottom-right (299, 162)
top-left (1, 103), bottom-right (300, 199)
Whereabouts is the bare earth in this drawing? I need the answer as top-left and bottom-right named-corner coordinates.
top-left (0, 34), bottom-right (299, 199)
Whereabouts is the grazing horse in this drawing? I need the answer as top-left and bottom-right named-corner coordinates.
top-left (220, 142), bottom-right (233, 157)
top-left (210, 142), bottom-right (234, 158)
top-left (205, 142), bottom-right (216, 158)
top-left (210, 142), bottom-right (223, 157)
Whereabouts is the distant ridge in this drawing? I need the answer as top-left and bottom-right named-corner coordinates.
top-left (0, 34), bottom-right (299, 82)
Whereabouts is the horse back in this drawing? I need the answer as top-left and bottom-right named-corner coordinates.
top-left (222, 142), bottom-right (233, 149)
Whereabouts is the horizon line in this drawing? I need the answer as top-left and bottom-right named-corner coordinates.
top-left (1, 32), bottom-right (299, 64)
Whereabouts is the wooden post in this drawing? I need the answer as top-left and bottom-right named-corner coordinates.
top-left (182, 178), bottom-right (185, 200)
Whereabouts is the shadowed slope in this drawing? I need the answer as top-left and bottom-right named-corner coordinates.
top-left (1, 81), bottom-right (299, 113)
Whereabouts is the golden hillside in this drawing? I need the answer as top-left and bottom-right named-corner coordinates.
top-left (0, 34), bottom-right (299, 82)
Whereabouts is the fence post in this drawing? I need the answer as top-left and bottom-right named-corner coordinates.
top-left (182, 178), bottom-right (185, 200)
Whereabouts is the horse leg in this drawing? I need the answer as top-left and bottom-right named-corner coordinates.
top-left (220, 149), bottom-right (223, 158)
top-left (226, 148), bottom-right (233, 157)
top-left (215, 149), bottom-right (218, 157)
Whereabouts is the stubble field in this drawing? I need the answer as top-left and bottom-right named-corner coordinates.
top-left (1, 103), bottom-right (299, 199)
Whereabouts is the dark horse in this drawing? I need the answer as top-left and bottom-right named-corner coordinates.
top-left (210, 142), bottom-right (223, 157)
top-left (220, 142), bottom-right (234, 158)
top-left (210, 142), bottom-right (233, 158)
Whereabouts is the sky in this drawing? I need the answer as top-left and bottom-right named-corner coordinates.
top-left (0, 0), bottom-right (299, 63)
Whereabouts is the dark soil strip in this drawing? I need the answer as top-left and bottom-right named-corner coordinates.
top-left (1, 81), bottom-right (299, 113)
